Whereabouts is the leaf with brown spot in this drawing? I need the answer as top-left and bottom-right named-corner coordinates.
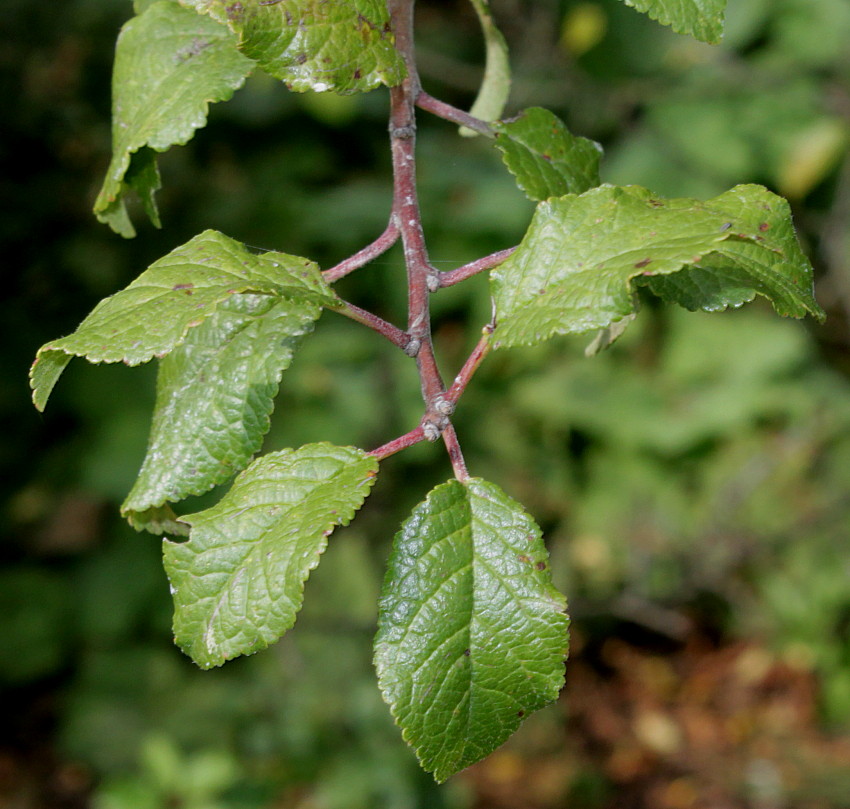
top-left (491, 184), bottom-right (823, 349)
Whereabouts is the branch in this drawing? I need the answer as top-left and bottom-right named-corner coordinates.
top-left (389, 0), bottom-right (446, 416)
top-left (442, 423), bottom-right (470, 481)
top-left (370, 425), bottom-right (426, 460)
top-left (445, 325), bottom-right (493, 406)
top-left (322, 220), bottom-right (400, 283)
top-left (334, 299), bottom-right (412, 350)
top-left (439, 246), bottom-right (516, 287)
top-left (383, 0), bottom-right (487, 476)
top-left (416, 91), bottom-right (495, 138)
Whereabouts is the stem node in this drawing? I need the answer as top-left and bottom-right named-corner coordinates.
top-left (433, 396), bottom-right (455, 416)
top-left (391, 124), bottom-right (416, 139)
top-left (422, 420), bottom-right (443, 442)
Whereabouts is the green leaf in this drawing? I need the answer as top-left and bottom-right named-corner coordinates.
top-left (491, 184), bottom-right (824, 349)
top-left (460, 0), bottom-right (511, 136)
top-left (122, 293), bottom-right (323, 529)
top-left (30, 230), bottom-right (335, 411)
top-left (180, 0), bottom-right (405, 94)
top-left (493, 107), bottom-right (602, 201)
top-left (616, 0), bottom-right (726, 43)
top-left (126, 504), bottom-right (189, 537)
top-left (651, 183), bottom-right (824, 318)
top-left (164, 443), bottom-right (378, 669)
top-left (374, 478), bottom-right (568, 782)
top-left (94, 1), bottom-right (255, 237)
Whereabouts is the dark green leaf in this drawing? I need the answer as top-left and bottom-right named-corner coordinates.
top-left (164, 443), bottom-right (378, 668)
top-left (493, 107), bottom-right (602, 200)
top-left (180, 0), bottom-right (405, 94)
top-left (491, 184), bottom-right (824, 349)
top-left (374, 478), bottom-right (568, 782)
top-left (617, 0), bottom-right (726, 43)
top-left (94, 1), bottom-right (254, 236)
top-left (30, 230), bottom-right (335, 411)
top-left (122, 294), bottom-right (323, 529)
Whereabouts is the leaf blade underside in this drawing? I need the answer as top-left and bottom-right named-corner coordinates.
top-left (461, 0), bottom-right (511, 134)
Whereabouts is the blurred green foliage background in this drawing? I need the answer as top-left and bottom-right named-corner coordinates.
top-left (3, 1), bottom-right (850, 807)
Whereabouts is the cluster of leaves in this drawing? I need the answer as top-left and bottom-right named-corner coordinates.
top-left (29, 0), bottom-right (824, 782)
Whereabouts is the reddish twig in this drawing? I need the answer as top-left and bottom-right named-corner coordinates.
top-left (439, 246), bottom-right (516, 287)
top-left (445, 325), bottom-right (494, 406)
top-left (370, 424), bottom-right (426, 460)
top-left (441, 423), bottom-right (470, 481)
top-left (322, 220), bottom-right (400, 283)
top-left (416, 91), bottom-right (495, 138)
top-left (334, 300), bottom-right (412, 350)
top-left (366, 0), bottom-right (491, 480)
top-left (389, 0), bottom-right (446, 415)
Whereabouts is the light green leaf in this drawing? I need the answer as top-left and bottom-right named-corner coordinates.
top-left (460, 0), bottom-right (511, 136)
top-left (30, 230), bottom-right (335, 411)
top-left (584, 313), bottom-right (637, 357)
top-left (29, 351), bottom-right (72, 414)
top-left (122, 293), bottom-right (323, 529)
top-left (617, 0), bottom-right (726, 43)
top-left (180, 0), bottom-right (405, 94)
top-left (491, 184), bottom-right (824, 349)
top-left (164, 443), bottom-right (378, 669)
top-left (493, 107), bottom-right (602, 201)
top-left (126, 504), bottom-right (188, 537)
top-left (95, 1), bottom-right (255, 237)
top-left (374, 478), bottom-right (568, 782)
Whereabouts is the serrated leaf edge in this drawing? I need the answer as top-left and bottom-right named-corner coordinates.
top-left (165, 444), bottom-right (379, 669)
top-left (375, 477), bottom-right (568, 782)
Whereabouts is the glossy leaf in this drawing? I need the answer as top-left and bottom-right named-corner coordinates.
top-left (491, 184), bottom-right (824, 349)
top-left (460, 0), bottom-right (510, 136)
top-left (122, 294), bottom-right (323, 529)
top-left (617, 0), bottom-right (726, 43)
top-left (94, 1), bottom-right (254, 236)
top-left (30, 230), bottom-right (334, 411)
top-left (374, 478), bottom-right (568, 782)
top-left (164, 444), bottom-right (378, 669)
top-left (180, 0), bottom-right (405, 93)
top-left (493, 107), bottom-right (602, 200)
